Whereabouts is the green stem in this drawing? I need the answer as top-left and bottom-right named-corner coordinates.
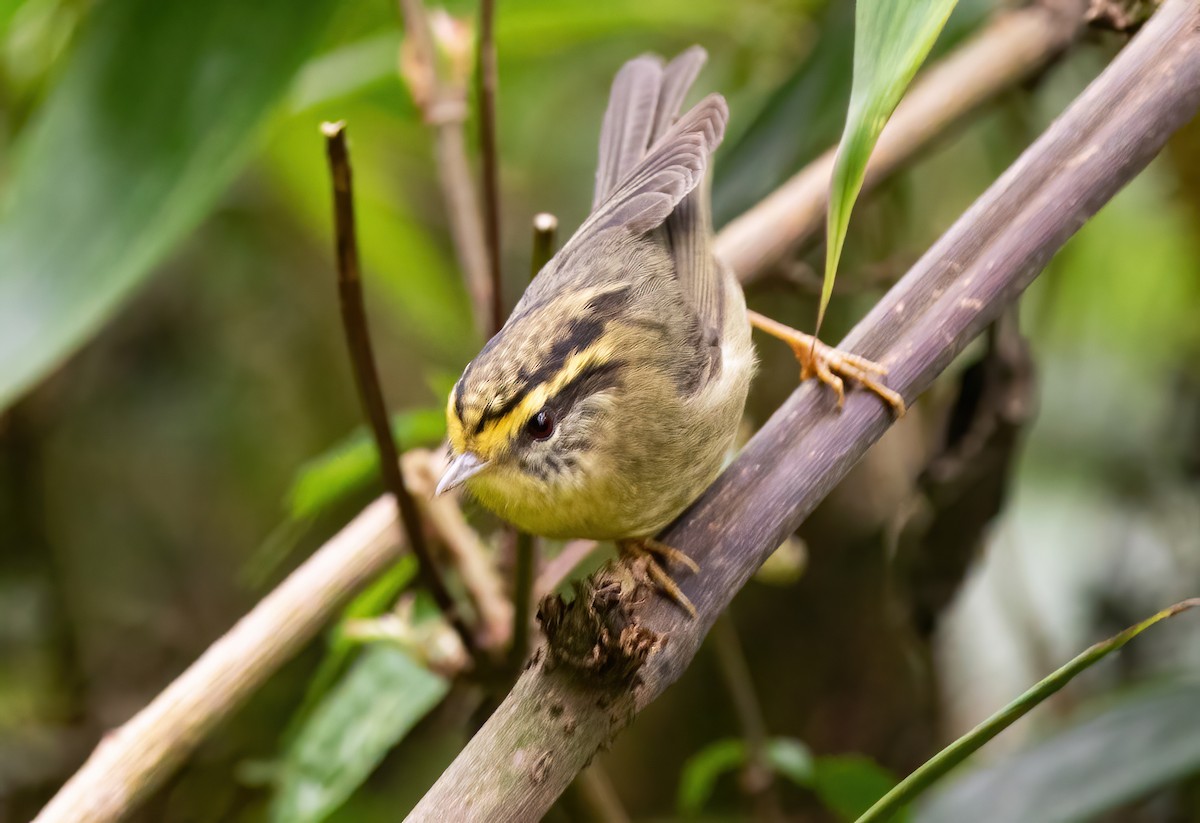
top-left (856, 598), bottom-right (1200, 823)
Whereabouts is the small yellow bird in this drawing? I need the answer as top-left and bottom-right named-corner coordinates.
top-left (438, 48), bottom-right (901, 614)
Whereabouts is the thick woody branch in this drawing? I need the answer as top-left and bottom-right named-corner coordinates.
top-left (716, 0), bottom-right (1090, 282)
top-left (406, 2), bottom-right (1200, 818)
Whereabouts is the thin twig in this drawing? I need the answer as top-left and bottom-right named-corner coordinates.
top-left (404, 449), bottom-right (513, 653)
top-left (322, 122), bottom-right (477, 657)
top-left (510, 531), bottom-right (537, 670)
top-left (405, 4), bottom-right (1200, 816)
top-left (398, 0), bottom-right (493, 334)
top-left (716, 0), bottom-right (1090, 282)
top-left (478, 0), bottom-right (503, 335)
top-left (510, 212), bottom-right (560, 668)
top-left (570, 765), bottom-right (631, 823)
top-left (533, 539), bottom-right (597, 597)
top-left (710, 615), bottom-right (781, 821)
top-left (531, 212), bottom-right (558, 278)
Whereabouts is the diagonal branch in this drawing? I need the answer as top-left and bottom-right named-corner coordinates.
top-left (405, 1), bottom-right (1200, 817)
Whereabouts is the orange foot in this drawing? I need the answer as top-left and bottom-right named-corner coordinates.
top-left (747, 309), bottom-right (905, 416)
top-left (618, 537), bottom-right (699, 618)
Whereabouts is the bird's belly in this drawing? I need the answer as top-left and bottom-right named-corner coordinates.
top-left (466, 439), bottom-right (729, 542)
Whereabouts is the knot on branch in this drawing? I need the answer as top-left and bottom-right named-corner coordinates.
top-left (536, 561), bottom-right (663, 688)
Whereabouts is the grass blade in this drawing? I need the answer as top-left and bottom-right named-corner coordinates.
top-left (855, 598), bottom-right (1200, 823)
top-left (820, 0), bottom-right (959, 334)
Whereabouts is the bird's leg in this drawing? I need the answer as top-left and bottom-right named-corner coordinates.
top-left (618, 537), bottom-right (699, 618)
top-left (746, 309), bottom-right (906, 416)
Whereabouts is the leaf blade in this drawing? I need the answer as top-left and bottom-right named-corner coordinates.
top-left (819, 0), bottom-right (960, 334)
top-left (855, 599), bottom-right (1200, 823)
top-left (0, 0), bottom-right (337, 411)
top-left (271, 645), bottom-right (449, 823)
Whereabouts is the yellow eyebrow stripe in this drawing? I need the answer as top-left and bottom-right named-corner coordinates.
top-left (468, 340), bottom-right (614, 460)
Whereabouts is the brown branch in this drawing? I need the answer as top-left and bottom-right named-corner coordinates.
top-left (477, 0), bottom-right (503, 335)
top-left (33, 498), bottom-right (406, 823)
top-left (533, 539), bottom-right (597, 598)
top-left (405, 2), bottom-right (1200, 817)
top-left (398, 0), bottom-right (493, 334)
top-left (569, 766), bottom-right (631, 823)
top-left (716, 0), bottom-right (1091, 282)
top-left (531, 212), bottom-right (558, 278)
top-left (404, 449), bottom-right (513, 653)
top-left (510, 212), bottom-right (561, 668)
top-left (322, 122), bottom-right (477, 657)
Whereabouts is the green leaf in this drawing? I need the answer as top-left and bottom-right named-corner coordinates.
top-left (715, 0), bottom-right (991, 228)
top-left (820, 0), bottom-right (960, 334)
top-left (917, 681), bottom-right (1200, 823)
top-left (286, 409), bottom-right (446, 520)
top-left (271, 645), bottom-right (448, 823)
top-left (0, 0), bottom-right (337, 412)
top-left (814, 756), bottom-right (907, 822)
top-left (856, 599), bottom-right (1200, 823)
top-left (677, 738), bottom-right (749, 816)
top-left (277, 558), bottom-right (419, 750)
top-left (766, 738), bottom-right (816, 786)
top-left (677, 737), bottom-right (815, 816)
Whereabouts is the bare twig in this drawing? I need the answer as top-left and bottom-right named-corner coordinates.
top-left (406, 3), bottom-right (1200, 817)
top-left (570, 766), bottom-right (631, 823)
top-left (531, 212), bottom-right (558, 278)
top-left (716, 0), bottom-right (1090, 282)
top-left (398, 0), bottom-right (492, 334)
top-left (322, 122), bottom-right (477, 658)
top-left (510, 532), bottom-right (537, 669)
top-left (711, 615), bottom-right (781, 820)
top-left (34, 498), bottom-right (406, 823)
top-left (478, 0), bottom-right (503, 334)
top-left (510, 213), bottom-right (560, 668)
top-left (534, 539), bottom-right (597, 598)
top-left (404, 449), bottom-right (513, 653)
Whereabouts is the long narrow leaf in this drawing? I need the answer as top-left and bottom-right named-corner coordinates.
top-left (271, 645), bottom-right (449, 823)
top-left (0, 0), bottom-right (337, 411)
top-left (919, 681), bottom-right (1200, 823)
top-left (820, 0), bottom-right (959, 334)
top-left (855, 598), bottom-right (1200, 823)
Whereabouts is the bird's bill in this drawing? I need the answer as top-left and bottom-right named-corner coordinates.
top-left (435, 451), bottom-right (489, 496)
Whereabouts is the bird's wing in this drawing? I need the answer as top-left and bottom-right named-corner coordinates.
top-left (576, 92), bottom-right (727, 246)
top-left (592, 55), bottom-right (665, 209)
top-left (589, 48), bottom-right (725, 334)
top-left (654, 50), bottom-right (726, 335)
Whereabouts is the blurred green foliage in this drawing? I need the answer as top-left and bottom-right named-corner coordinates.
top-left (1, 0), bottom-right (1199, 821)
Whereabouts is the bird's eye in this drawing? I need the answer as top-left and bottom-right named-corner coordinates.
top-left (525, 409), bottom-right (556, 441)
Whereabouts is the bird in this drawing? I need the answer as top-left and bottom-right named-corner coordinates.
top-left (437, 47), bottom-right (902, 616)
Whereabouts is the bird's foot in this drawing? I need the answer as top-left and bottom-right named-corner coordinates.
top-left (747, 310), bottom-right (905, 416)
top-left (618, 537), bottom-right (699, 618)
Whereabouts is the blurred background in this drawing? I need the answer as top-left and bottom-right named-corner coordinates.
top-left (2, 0), bottom-right (1199, 820)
